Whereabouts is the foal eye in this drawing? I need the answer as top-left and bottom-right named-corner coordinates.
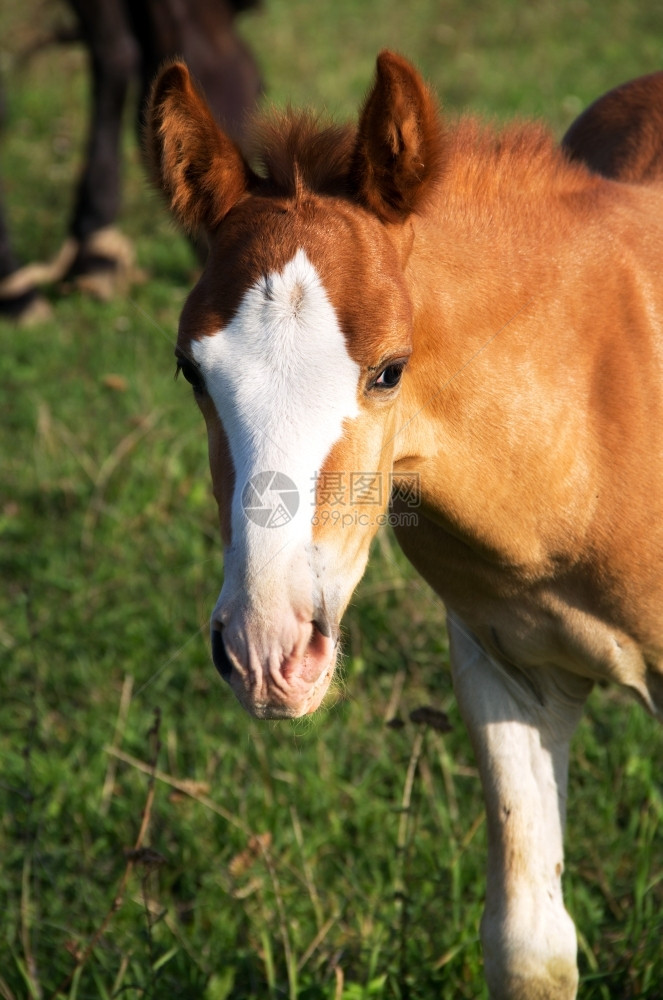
top-left (175, 357), bottom-right (206, 395)
top-left (374, 362), bottom-right (406, 390)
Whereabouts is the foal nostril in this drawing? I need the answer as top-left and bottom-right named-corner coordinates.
top-left (313, 616), bottom-right (331, 639)
top-left (313, 615), bottom-right (339, 644)
top-left (211, 626), bottom-right (233, 682)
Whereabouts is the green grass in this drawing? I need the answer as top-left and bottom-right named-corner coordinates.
top-left (1, 1), bottom-right (663, 997)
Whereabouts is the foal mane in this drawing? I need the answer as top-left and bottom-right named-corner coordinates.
top-left (247, 108), bottom-right (358, 198)
top-left (234, 90), bottom-right (605, 252)
top-left (244, 106), bottom-right (596, 213)
top-left (444, 117), bottom-right (598, 202)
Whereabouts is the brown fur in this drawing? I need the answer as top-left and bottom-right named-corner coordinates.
top-left (146, 51), bottom-right (663, 720)
top-left (562, 71), bottom-right (663, 181)
top-left (248, 110), bottom-right (356, 198)
top-left (147, 51), bottom-right (448, 221)
top-left (147, 61), bottom-right (254, 231)
top-left (350, 50), bottom-right (447, 221)
top-left (146, 54), bottom-right (663, 999)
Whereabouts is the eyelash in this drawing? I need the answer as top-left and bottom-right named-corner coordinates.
top-left (371, 359), bottom-right (408, 391)
top-left (175, 356), bottom-right (206, 395)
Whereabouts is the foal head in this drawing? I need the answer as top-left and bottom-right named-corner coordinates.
top-left (147, 52), bottom-right (444, 717)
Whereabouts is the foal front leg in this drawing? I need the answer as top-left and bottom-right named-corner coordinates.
top-left (447, 616), bottom-right (591, 1000)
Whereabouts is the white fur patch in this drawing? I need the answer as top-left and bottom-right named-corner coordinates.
top-left (191, 249), bottom-right (360, 575)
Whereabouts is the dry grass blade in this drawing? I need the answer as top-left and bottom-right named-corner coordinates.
top-left (47, 710), bottom-right (162, 1000)
top-left (290, 805), bottom-right (324, 931)
top-left (0, 975), bottom-right (18, 1000)
top-left (81, 409), bottom-right (162, 549)
top-left (100, 674), bottom-right (134, 815)
top-left (20, 858), bottom-right (43, 1000)
top-left (296, 911), bottom-right (339, 974)
top-left (104, 745), bottom-right (253, 835)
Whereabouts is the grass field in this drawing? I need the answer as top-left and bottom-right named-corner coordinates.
top-left (1, 1), bottom-right (663, 997)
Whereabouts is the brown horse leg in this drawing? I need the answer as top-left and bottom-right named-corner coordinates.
top-left (132, 0), bottom-right (262, 144)
top-left (129, 0), bottom-right (262, 263)
top-left (63, 0), bottom-right (139, 293)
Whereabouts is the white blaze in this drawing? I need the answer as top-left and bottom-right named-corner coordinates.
top-left (191, 249), bottom-right (360, 613)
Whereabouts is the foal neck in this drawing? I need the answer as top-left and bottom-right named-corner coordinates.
top-left (392, 121), bottom-right (604, 564)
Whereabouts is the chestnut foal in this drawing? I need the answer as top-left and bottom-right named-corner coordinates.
top-left (146, 55), bottom-right (663, 999)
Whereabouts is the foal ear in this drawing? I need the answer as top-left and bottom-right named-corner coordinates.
top-left (351, 51), bottom-right (445, 224)
top-left (145, 61), bottom-right (252, 232)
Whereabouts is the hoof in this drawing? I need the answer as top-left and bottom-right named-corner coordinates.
top-left (62, 227), bottom-right (145, 300)
top-left (0, 276), bottom-right (52, 326)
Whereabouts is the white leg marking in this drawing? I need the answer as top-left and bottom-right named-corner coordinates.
top-left (448, 614), bottom-right (591, 1000)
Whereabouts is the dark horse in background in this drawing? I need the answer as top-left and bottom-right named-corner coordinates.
top-left (0, 0), bottom-right (262, 322)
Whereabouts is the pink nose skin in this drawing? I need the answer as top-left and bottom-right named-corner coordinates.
top-left (211, 618), bottom-right (338, 719)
